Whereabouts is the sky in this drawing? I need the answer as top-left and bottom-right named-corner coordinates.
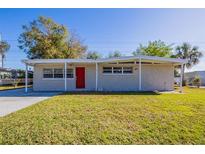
top-left (0, 8), bottom-right (205, 72)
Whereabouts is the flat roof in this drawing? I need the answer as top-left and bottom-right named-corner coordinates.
top-left (22, 55), bottom-right (188, 66)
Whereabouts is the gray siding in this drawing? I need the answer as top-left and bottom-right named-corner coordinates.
top-left (33, 63), bottom-right (174, 91)
top-left (98, 64), bottom-right (174, 91)
top-left (33, 63), bottom-right (96, 91)
top-left (33, 64), bottom-right (65, 91)
top-left (141, 65), bottom-right (174, 91)
top-left (98, 64), bottom-right (139, 91)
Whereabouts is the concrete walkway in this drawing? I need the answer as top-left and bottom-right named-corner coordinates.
top-left (0, 88), bottom-right (61, 117)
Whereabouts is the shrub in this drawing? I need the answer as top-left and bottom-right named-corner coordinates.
top-left (192, 76), bottom-right (201, 88)
top-left (12, 79), bottom-right (21, 88)
top-left (182, 79), bottom-right (187, 86)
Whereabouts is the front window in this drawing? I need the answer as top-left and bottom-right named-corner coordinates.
top-left (103, 66), bottom-right (133, 75)
top-left (103, 67), bottom-right (112, 74)
top-left (123, 67), bottom-right (133, 74)
top-left (43, 69), bottom-right (53, 78)
top-left (67, 69), bottom-right (74, 78)
top-left (113, 67), bottom-right (122, 74)
top-left (43, 68), bottom-right (74, 79)
top-left (54, 69), bottom-right (63, 78)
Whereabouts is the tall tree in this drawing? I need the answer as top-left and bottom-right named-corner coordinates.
top-left (66, 31), bottom-right (87, 58)
top-left (18, 16), bottom-right (87, 59)
top-left (109, 51), bottom-right (122, 58)
top-left (133, 40), bottom-right (173, 57)
top-left (174, 43), bottom-right (203, 84)
top-left (0, 41), bottom-right (10, 68)
top-left (86, 51), bottom-right (102, 60)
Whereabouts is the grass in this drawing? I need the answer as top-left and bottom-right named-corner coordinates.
top-left (0, 85), bottom-right (31, 91)
top-left (0, 87), bottom-right (205, 144)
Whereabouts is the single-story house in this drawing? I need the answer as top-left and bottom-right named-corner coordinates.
top-left (0, 67), bottom-right (12, 79)
top-left (0, 67), bottom-right (33, 79)
top-left (0, 67), bottom-right (33, 86)
top-left (22, 55), bottom-right (187, 92)
top-left (185, 71), bottom-right (205, 86)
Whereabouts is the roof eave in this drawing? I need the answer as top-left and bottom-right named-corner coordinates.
top-left (22, 56), bottom-right (188, 65)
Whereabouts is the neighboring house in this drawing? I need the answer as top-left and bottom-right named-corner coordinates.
top-left (185, 71), bottom-right (205, 86)
top-left (0, 67), bottom-right (12, 79)
top-left (0, 67), bottom-right (33, 79)
top-left (0, 68), bottom-right (33, 86)
top-left (11, 69), bottom-right (33, 79)
top-left (22, 55), bottom-right (187, 92)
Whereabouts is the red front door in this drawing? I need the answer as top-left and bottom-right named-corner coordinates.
top-left (76, 67), bottom-right (85, 89)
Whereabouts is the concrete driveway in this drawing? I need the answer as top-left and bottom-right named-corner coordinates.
top-left (0, 88), bottom-right (61, 117)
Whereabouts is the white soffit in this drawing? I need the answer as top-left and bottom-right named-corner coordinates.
top-left (22, 55), bottom-right (188, 65)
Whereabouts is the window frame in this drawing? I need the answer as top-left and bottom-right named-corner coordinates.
top-left (122, 67), bottom-right (133, 74)
top-left (102, 66), bottom-right (134, 75)
top-left (113, 67), bottom-right (123, 74)
top-left (54, 68), bottom-right (64, 78)
top-left (42, 67), bottom-right (75, 80)
top-left (66, 68), bottom-right (74, 79)
top-left (102, 67), bottom-right (113, 74)
top-left (43, 68), bottom-right (54, 79)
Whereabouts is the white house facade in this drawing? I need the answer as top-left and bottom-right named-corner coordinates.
top-left (22, 55), bottom-right (187, 92)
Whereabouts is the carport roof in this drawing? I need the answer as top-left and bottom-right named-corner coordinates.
top-left (22, 55), bottom-right (188, 66)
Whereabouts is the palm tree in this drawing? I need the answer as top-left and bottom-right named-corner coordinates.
top-left (0, 41), bottom-right (10, 68)
top-left (108, 50), bottom-right (122, 58)
top-left (175, 42), bottom-right (203, 85)
top-left (86, 51), bottom-right (102, 60)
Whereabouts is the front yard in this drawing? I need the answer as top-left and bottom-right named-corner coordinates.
top-left (0, 87), bottom-right (205, 144)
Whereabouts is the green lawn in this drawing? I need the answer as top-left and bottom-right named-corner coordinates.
top-left (1, 87), bottom-right (205, 144)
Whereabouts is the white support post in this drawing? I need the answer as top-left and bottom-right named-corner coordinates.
top-left (180, 64), bottom-right (183, 93)
top-left (95, 62), bottom-right (98, 91)
top-left (64, 62), bottom-right (67, 92)
top-left (25, 64), bottom-right (28, 93)
top-left (139, 58), bottom-right (142, 91)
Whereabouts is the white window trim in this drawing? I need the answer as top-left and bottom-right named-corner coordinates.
top-left (102, 67), bottom-right (113, 74)
top-left (122, 67), bottom-right (133, 74)
top-left (66, 68), bottom-right (75, 80)
top-left (113, 67), bottom-right (123, 74)
top-left (102, 67), bottom-right (134, 75)
top-left (42, 68), bottom-right (75, 80)
top-left (43, 68), bottom-right (54, 79)
top-left (53, 68), bottom-right (64, 79)
top-left (42, 78), bottom-right (65, 80)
